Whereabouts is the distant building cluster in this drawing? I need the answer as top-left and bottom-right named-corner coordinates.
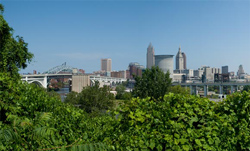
top-left (147, 43), bottom-right (174, 78)
top-left (145, 43), bottom-right (250, 83)
top-left (128, 62), bottom-right (144, 79)
top-left (28, 43), bottom-right (249, 85)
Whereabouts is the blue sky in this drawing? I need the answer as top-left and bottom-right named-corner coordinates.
top-left (1, 0), bottom-right (250, 74)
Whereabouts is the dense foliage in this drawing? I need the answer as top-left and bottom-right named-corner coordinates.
top-left (169, 85), bottom-right (190, 96)
top-left (2, 74), bottom-right (250, 150)
top-left (133, 66), bottom-right (172, 100)
top-left (0, 4), bottom-right (110, 150)
top-left (243, 85), bottom-right (250, 92)
top-left (0, 4), bottom-right (33, 78)
top-left (115, 85), bottom-right (126, 99)
top-left (103, 92), bottom-right (250, 150)
top-left (0, 73), bottom-right (111, 150)
top-left (65, 82), bottom-right (115, 113)
top-left (115, 84), bottom-right (132, 100)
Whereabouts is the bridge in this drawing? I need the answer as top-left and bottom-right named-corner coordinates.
top-left (21, 63), bottom-right (127, 88)
top-left (173, 82), bottom-right (250, 96)
top-left (21, 63), bottom-right (76, 88)
top-left (21, 73), bottom-right (72, 88)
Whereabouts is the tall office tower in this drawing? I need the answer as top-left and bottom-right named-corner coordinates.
top-left (237, 64), bottom-right (245, 77)
top-left (101, 58), bottom-right (112, 72)
top-left (176, 46), bottom-right (184, 70)
top-left (147, 43), bottom-right (155, 69)
top-left (182, 52), bottom-right (187, 69)
top-left (222, 66), bottom-right (229, 74)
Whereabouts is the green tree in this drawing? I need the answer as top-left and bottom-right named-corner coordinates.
top-left (243, 85), bottom-right (250, 92)
top-left (115, 84), bottom-right (126, 99)
top-left (208, 85), bottom-right (218, 93)
top-left (47, 90), bottom-right (61, 100)
top-left (0, 4), bottom-right (110, 150)
top-left (0, 4), bottom-right (33, 77)
top-left (0, 72), bottom-right (110, 150)
top-left (65, 82), bottom-right (115, 113)
top-left (122, 92), bottom-right (132, 100)
top-left (132, 66), bottom-right (172, 100)
top-left (169, 85), bottom-right (190, 96)
top-left (121, 80), bottom-right (129, 87)
top-left (64, 91), bottom-right (79, 104)
top-left (79, 83), bottom-right (115, 113)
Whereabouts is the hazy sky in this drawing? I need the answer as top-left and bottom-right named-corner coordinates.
top-left (1, 0), bottom-right (250, 74)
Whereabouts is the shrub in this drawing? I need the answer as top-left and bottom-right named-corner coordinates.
top-left (104, 92), bottom-right (250, 150)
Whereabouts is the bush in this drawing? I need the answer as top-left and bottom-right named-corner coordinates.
top-left (0, 73), bottom-right (111, 150)
top-left (169, 85), bottom-right (190, 96)
top-left (65, 82), bottom-right (115, 113)
top-left (103, 92), bottom-right (250, 150)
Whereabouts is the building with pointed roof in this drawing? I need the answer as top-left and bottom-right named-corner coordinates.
top-left (147, 43), bottom-right (155, 69)
top-left (176, 46), bottom-right (184, 70)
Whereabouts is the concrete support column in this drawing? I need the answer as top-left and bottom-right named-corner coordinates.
top-left (190, 85), bottom-right (193, 95)
top-left (192, 86), bottom-right (197, 95)
top-left (219, 85), bottom-right (223, 94)
top-left (195, 86), bottom-right (198, 95)
top-left (204, 85), bottom-right (208, 97)
top-left (43, 75), bottom-right (48, 88)
top-left (25, 76), bottom-right (28, 82)
top-left (231, 85), bottom-right (234, 94)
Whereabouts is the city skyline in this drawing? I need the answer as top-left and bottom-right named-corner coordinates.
top-left (1, 1), bottom-right (249, 74)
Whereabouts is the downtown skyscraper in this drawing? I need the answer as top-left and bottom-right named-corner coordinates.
top-left (101, 58), bottom-right (112, 72)
top-left (147, 43), bottom-right (155, 69)
top-left (182, 52), bottom-right (187, 69)
top-left (176, 46), bottom-right (184, 70)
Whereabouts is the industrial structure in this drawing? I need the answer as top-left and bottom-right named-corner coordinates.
top-left (155, 55), bottom-right (174, 78)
